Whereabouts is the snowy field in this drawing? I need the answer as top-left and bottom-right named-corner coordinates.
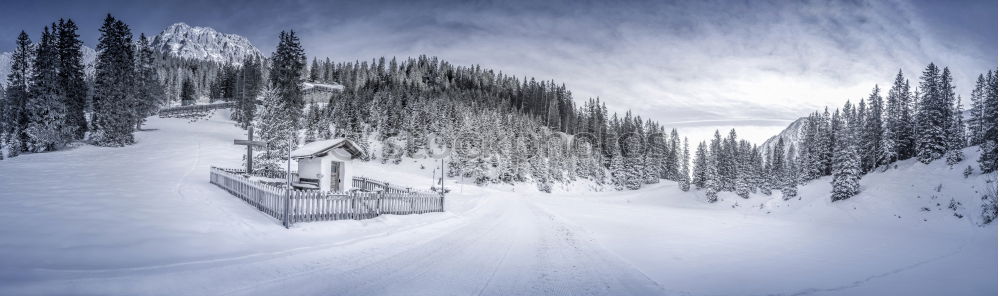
top-left (0, 112), bottom-right (995, 295)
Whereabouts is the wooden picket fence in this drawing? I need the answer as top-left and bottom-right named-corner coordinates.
top-left (209, 167), bottom-right (444, 226)
top-left (352, 176), bottom-right (417, 193)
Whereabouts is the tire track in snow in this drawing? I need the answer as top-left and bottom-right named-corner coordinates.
top-left (217, 197), bottom-right (513, 296)
top-left (174, 142), bottom-right (201, 200)
top-left (782, 240), bottom-right (969, 296)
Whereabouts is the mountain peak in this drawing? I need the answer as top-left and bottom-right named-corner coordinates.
top-left (152, 22), bottom-right (262, 65)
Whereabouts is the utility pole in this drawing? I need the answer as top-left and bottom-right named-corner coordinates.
top-left (283, 132), bottom-right (293, 228)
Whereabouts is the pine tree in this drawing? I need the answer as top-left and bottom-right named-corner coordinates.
top-left (642, 152), bottom-right (659, 184)
top-left (818, 108), bottom-right (833, 175)
top-left (2, 31), bottom-right (32, 157)
top-left (782, 145), bottom-right (798, 200)
top-left (915, 63), bottom-right (948, 163)
top-left (862, 85), bottom-right (884, 172)
top-left (704, 153), bottom-right (720, 203)
top-left (180, 78), bottom-right (196, 105)
top-left (831, 110), bottom-right (861, 201)
top-left (886, 71), bottom-right (915, 160)
top-left (134, 33), bottom-right (165, 130)
top-left (610, 149), bottom-right (625, 191)
top-left (309, 57), bottom-right (320, 82)
top-left (270, 31), bottom-right (307, 130)
top-left (771, 138), bottom-right (786, 190)
top-left (56, 19), bottom-right (88, 139)
top-left (679, 137), bottom-right (691, 192)
top-left (979, 71), bottom-right (998, 173)
top-left (945, 94), bottom-right (966, 166)
top-left (969, 74), bottom-right (987, 146)
top-left (25, 25), bottom-right (75, 152)
top-left (303, 101), bottom-right (320, 143)
top-left (253, 87), bottom-right (294, 174)
top-left (734, 141), bottom-right (751, 199)
top-left (91, 15), bottom-right (137, 146)
top-left (233, 57), bottom-right (263, 129)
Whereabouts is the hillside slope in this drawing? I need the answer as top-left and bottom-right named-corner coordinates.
top-left (0, 112), bottom-right (994, 295)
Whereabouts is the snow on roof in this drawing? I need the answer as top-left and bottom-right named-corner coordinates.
top-left (290, 138), bottom-right (365, 159)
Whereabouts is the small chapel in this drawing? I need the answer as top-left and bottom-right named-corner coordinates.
top-left (289, 138), bottom-right (366, 192)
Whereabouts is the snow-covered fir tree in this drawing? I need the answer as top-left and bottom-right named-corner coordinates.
top-left (134, 34), bottom-right (166, 130)
top-left (25, 25), bottom-right (74, 152)
top-left (180, 78), bottom-right (196, 105)
top-left (978, 71), bottom-right (998, 173)
top-left (269, 30), bottom-right (307, 130)
top-left (915, 63), bottom-right (949, 164)
top-left (91, 14), bottom-right (137, 146)
top-left (692, 141), bottom-right (707, 189)
top-left (252, 87), bottom-right (294, 174)
top-left (861, 85), bottom-right (884, 172)
top-left (945, 94), bottom-right (965, 166)
top-left (703, 152), bottom-right (720, 203)
top-left (831, 110), bottom-right (861, 201)
top-left (782, 145), bottom-right (798, 200)
top-left (56, 19), bottom-right (88, 139)
top-left (679, 137), bottom-right (691, 192)
top-left (2, 31), bottom-right (33, 157)
top-left (232, 57), bottom-right (264, 129)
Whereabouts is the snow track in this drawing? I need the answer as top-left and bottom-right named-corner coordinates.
top-left (6, 196), bottom-right (665, 296)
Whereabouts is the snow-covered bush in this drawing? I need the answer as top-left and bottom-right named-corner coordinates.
top-left (981, 180), bottom-right (998, 225)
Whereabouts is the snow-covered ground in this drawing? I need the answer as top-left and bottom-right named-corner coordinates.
top-left (0, 112), bottom-right (995, 295)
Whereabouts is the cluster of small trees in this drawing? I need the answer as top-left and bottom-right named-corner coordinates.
top-left (1, 14), bottom-right (165, 158)
top-left (789, 65), bottom-right (996, 202)
top-left (689, 129), bottom-right (791, 202)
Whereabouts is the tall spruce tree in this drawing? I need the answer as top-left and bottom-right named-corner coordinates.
top-left (233, 57), bottom-right (263, 129)
top-left (25, 25), bottom-right (75, 152)
top-left (253, 87), bottom-right (294, 174)
top-left (692, 141), bottom-right (708, 189)
top-left (915, 63), bottom-right (948, 163)
top-left (862, 85), bottom-right (884, 172)
top-left (91, 14), bottom-right (137, 146)
top-left (782, 145), bottom-right (798, 200)
top-left (269, 30), bottom-right (307, 130)
top-left (56, 19), bottom-right (88, 139)
top-left (134, 33), bottom-right (165, 130)
top-left (703, 152), bottom-right (720, 203)
top-left (831, 110), bottom-right (861, 201)
top-left (979, 71), bottom-right (998, 173)
top-left (180, 77), bottom-right (196, 106)
top-left (309, 57), bottom-right (320, 82)
top-left (969, 74), bottom-right (988, 146)
top-left (886, 71), bottom-right (915, 159)
top-left (3, 31), bottom-right (32, 157)
top-left (679, 137), bottom-right (691, 192)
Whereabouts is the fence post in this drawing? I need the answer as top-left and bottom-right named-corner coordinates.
top-left (282, 189), bottom-right (290, 228)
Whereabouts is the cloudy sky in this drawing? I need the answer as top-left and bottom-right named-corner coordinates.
top-left (1, 0), bottom-right (996, 144)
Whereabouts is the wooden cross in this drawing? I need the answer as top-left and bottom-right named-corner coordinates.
top-left (234, 126), bottom-right (266, 173)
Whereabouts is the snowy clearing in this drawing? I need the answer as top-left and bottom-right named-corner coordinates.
top-left (0, 113), bottom-right (995, 295)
